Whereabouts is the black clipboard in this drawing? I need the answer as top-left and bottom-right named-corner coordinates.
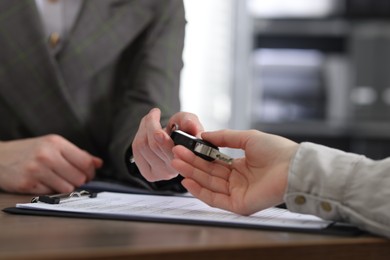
top-left (3, 206), bottom-right (363, 236)
top-left (2, 191), bottom-right (364, 237)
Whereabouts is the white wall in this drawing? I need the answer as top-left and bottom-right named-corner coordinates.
top-left (181, 0), bottom-right (235, 131)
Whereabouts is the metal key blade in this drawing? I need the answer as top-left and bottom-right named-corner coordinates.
top-left (194, 143), bottom-right (233, 164)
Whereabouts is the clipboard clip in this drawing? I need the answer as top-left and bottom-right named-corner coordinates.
top-left (31, 190), bottom-right (97, 204)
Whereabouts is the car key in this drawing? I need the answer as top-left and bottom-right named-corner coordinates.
top-left (170, 130), bottom-right (233, 164)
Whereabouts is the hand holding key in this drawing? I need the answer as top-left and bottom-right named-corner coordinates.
top-left (132, 108), bottom-right (204, 182)
top-left (171, 129), bottom-right (298, 215)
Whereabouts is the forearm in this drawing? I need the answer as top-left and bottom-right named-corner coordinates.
top-left (285, 142), bottom-right (390, 238)
top-left (108, 0), bottom-right (185, 184)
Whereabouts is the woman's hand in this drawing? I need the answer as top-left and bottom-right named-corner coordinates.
top-left (171, 129), bottom-right (298, 215)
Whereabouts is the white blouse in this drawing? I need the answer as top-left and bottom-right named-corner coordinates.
top-left (285, 142), bottom-right (390, 238)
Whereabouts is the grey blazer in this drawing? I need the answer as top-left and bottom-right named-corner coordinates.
top-left (0, 0), bottom-right (185, 186)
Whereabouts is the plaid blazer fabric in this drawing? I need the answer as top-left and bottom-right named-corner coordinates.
top-left (0, 0), bottom-right (185, 185)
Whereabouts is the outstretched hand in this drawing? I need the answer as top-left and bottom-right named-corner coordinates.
top-left (171, 129), bottom-right (298, 215)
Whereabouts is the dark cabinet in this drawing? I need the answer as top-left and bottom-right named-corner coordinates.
top-left (233, 0), bottom-right (390, 159)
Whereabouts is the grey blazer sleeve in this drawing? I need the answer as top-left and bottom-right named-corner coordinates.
top-left (108, 0), bottom-right (185, 186)
top-left (285, 142), bottom-right (390, 238)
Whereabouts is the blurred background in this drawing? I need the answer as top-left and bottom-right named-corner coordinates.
top-left (181, 0), bottom-right (390, 159)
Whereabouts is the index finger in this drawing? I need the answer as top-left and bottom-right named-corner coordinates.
top-left (167, 112), bottom-right (204, 137)
top-left (201, 130), bottom-right (257, 150)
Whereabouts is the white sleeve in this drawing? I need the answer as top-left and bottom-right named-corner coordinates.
top-left (284, 142), bottom-right (390, 238)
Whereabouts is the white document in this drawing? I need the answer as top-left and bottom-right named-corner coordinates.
top-left (16, 192), bottom-right (331, 230)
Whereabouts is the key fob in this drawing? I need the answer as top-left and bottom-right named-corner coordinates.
top-left (170, 130), bottom-right (233, 164)
top-left (170, 130), bottom-right (217, 162)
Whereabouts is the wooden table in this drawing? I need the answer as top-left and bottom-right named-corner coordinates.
top-left (1, 193), bottom-right (389, 260)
